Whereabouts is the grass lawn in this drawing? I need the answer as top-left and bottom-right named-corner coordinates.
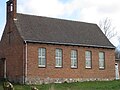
top-left (0, 80), bottom-right (120, 90)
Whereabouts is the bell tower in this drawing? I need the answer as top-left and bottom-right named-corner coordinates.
top-left (6, 0), bottom-right (17, 20)
top-left (6, 0), bottom-right (17, 44)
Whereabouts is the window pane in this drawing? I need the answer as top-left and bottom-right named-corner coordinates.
top-left (38, 48), bottom-right (46, 67)
top-left (86, 60), bottom-right (91, 68)
top-left (38, 58), bottom-right (41, 65)
top-left (74, 59), bottom-right (77, 66)
top-left (86, 51), bottom-right (91, 58)
top-left (42, 49), bottom-right (45, 56)
top-left (42, 58), bottom-right (45, 65)
top-left (99, 59), bottom-right (104, 68)
top-left (99, 52), bottom-right (105, 69)
top-left (71, 50), bottom-right (77, 68)
top-left (99, 52), bottom-right (104, 59)
top-left (55, 49), bottom-right (62, 67)
top-left (38, 49), bottom-right (41, 56)
top-left (56, 49), bottom-right (59, 57)
top-left (85, 51), bottom-right (92, 68)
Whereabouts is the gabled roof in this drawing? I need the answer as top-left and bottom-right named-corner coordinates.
top-left (14, 13), bottom-right (115, 49)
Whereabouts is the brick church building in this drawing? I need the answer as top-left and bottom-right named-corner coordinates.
top-left (0, 0), bottom-right (115, 84)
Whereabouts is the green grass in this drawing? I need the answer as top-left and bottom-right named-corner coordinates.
top-left (0, 80), bottom-right (120, 90)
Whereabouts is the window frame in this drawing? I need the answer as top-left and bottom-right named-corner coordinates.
top-left (55, 48), bottom-right (63, 68)
top-left (38, 48), bottom-right (46, 68)
top-left (85, 51), bottom-right (92, 69)
top-left (99, 52), bottom-right (105, 69)
top-left (71, 50), bottom-right (78, 68)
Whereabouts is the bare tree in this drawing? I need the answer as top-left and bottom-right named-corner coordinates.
top-left (99, 18), bottom-right (116, 40)
top-left (115, 49), bottom-right (120, 59)
top-left (115, 37), bottom-right (120, 59)
top-left (117, 37), bottom-right (120, 49)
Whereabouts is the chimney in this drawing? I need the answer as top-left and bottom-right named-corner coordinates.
top-left (6, 0), bottom-right (17, 20)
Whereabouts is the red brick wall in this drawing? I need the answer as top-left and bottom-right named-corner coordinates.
top-left (26, 43), bottom-right (115, 84)
top-left (0, 61), bottom-right (4, 78)
top-left (0, 20), bottom-right (24, 83)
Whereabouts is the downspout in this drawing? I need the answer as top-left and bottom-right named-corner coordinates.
top-left (0, 58), bottom-right (6, 79)
top-left (23, 44), bottom-right (24, 84)
top-left (24, 41), bottom-right (28, 84)
top-left (3, 58), bottom-right (6, 79)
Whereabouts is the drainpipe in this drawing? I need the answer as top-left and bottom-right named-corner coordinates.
top-left (23, 45), bottom-right (24, 84)
top-left (1, 58), bottom-right (6, 79)
top-left (3, 58), bottom-right (6, 79)
top-left (24, 41), bottom-right (28, 84)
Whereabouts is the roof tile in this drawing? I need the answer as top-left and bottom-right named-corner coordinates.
top-left (15, 13), bottom-right (115, 48)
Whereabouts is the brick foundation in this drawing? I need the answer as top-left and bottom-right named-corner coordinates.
top-left (25, 77), bottom-right (114, 84)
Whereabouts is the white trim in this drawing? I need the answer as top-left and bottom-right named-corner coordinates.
top-left (25, 41), bottom-right (28, 83)
top-left (71, 66), bottom-right (77, 68)
top-left (85, 66), bottom-right (92, 69)
top-left (99, 67), bottom-right (105, 69)
top-left (115, 63), bottom-right (119, 80)
top-left (23, 43), bottom-right (25, 84)
top-left (38, 65), bottom-right (46, 67)
top-left (13, 18), bottom-right (17, 21)
top-left (55, 66), bottom-right (62, 67)
top-left (24, 40), bottom-right (115, 49)
top-left (115, 59), bottom-right (120, 61)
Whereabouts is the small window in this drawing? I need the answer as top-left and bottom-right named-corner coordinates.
top-left (38, 48), bottom-right (46, 67)
top-left (55, 49), bottom-right (62, 67)
top-left (71, 50), bottom-right (77, 68)
top-left (99, 52), bottom-right (105, 69)
top-left (10, 3), bottom-right (13, 12)
top-left (85, 51), bottom-right (92, 68)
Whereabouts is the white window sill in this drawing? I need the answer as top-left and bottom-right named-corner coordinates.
top-left (55, 66), bottom-right (62, 68)
top-left (99, 67), bottom-right (105, 69)
top-left (71, 66), bottom-right (77, 68)
top-left (38, 65), bottom-right (46, 68)
top-left (85, 67), bottom-right (92, 69)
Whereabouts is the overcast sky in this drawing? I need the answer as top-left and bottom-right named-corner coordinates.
top-left (0, 0), bottom-right (120, 46)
